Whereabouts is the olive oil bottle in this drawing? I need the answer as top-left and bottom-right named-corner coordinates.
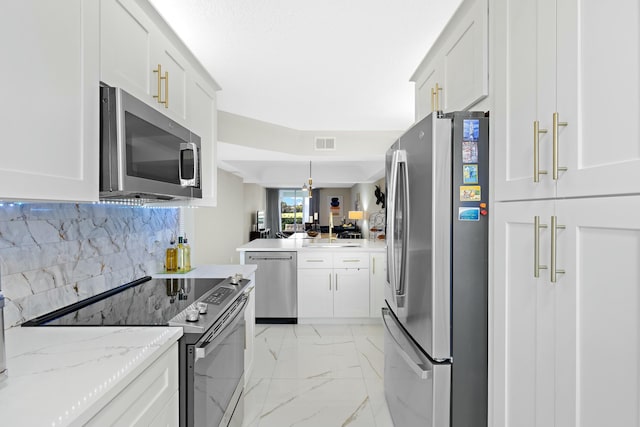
top-left (177, 236), bottom-right (185, 271)
top-left (183, 235), bottom-right (191, 271)
top-left (165, 235), bottom-right (177, 272)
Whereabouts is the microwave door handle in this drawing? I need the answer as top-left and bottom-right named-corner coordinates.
top-left (179, 142), bottom-right (198, 187)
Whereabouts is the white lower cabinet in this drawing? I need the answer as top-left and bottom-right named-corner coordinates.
top-left (493, 196), bottom-right (640, 427)
top-left (369, 253), bottom-right (387, 318)
top-left (333, 268), bottom-right (369, 318)
top-left (297, 252), bottom-right (370, 318)
top-left (87, 343), bottom-right (179, 426)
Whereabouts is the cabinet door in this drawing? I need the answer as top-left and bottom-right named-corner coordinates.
top-left (493, 0), bottom-right (557, 201)
top-left (554, 196), bottom-right (640, 427)
top-left (492, 200), bottom-right (556, 427)
top-left (369, 253), bottom-right (387, 318)
top-left (440, 0), bottom-right (489, 113)
top-left (151, 31), bottom-right (189, 122)
top-left (297, 269), bottom-right (333, 317)
top-left (0, 1), bottom-right (99, 202)
top-left (556, 1), bottom-right (640, 198)
top-left (100, 0), bottom-right (153, 100)
top-left (186, 77), bottom-right (217, 207)
top-left (334, 268), bottom-right (369, 318)
top-left (150, 390), bottom-right (179, 427)
top-left (414, 56), bottom-right (444, 122)
top-left (87, 344), bottom-right (179, 426)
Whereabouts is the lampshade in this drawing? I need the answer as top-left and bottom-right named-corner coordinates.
top-left (348, 211), bottom-right (364, 220)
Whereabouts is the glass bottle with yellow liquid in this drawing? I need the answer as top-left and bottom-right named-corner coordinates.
top-left (165, 235), bottom-right (177, 272)
top-left (183, 235), bottom-right (191, 271)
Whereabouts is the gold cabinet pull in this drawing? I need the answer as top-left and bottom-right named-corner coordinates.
top-left (534, 216), bottom-right (548, 277)
top-left (163, 70), bottom-right (169, 108)
top-left (153, 64), bottom-right (169, 107)
top-left (533, 121), bottom-right (548, 182)
top-left (552, 112), bottom-right (568, 180)
top-left (153, 64), bottom-right (163, 104)
top-left (550, 216), bottom-right (566, 283)
top-left (434, 82), bottom-right (443, 111)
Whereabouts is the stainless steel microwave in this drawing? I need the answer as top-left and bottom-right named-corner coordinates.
top-left (100, 86), bottom-right (202, 201)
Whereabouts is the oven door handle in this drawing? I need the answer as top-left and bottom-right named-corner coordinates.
top-left (194, 295), bottom-right (248, 362)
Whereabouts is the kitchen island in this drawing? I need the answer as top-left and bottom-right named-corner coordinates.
top-left (237, 238), bottom-right (387, 322)
top-left (236, 235), bottom-right (386, 253)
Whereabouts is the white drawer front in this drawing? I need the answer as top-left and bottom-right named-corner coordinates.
top-left (333, 252), bottom-right (369, 269)
top-left (298, 252), bottom-right (333, 268)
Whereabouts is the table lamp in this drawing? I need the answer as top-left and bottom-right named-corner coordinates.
top-left (348, 211), bottom-right (364, 229)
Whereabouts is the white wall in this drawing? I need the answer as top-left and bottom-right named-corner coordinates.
top-left (243, 183), bottom-right (266, 238)
top-left (317, 188), bottom-right (352, 226)
top-left (218, 111), bottom-right (400, 157)
top-left (186, 169), bottom-right (246, 265)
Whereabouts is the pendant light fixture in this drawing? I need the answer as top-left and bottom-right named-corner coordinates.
top-left (306, 161), bottom-right (313, 198)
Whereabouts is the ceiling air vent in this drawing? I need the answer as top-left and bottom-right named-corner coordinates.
top-left (314, 137), bottom-right (336, 151)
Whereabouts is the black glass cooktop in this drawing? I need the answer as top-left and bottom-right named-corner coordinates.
top-left (23, 276), bottom-right (227, 327)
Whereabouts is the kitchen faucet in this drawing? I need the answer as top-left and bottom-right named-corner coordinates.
top-left (329, 212), bottom-right (335, 242)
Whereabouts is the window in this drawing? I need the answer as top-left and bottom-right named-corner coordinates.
top-left (279, 189), bottom-right (309, 232)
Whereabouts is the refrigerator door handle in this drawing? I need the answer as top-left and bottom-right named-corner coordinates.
top-left (396, 151), bottom-right (409, 302)
top-left (387, 149), bottom-right (408, 307)
top-left (382, 307), bottom-right (432, 380)
top-left (386, 150), bottom-right (399, 301)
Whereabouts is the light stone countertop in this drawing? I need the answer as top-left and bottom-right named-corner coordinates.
top-left (236, 237), bottom-right (386, 252)
top-left (0, 326), bottom-right (182, 427)
top-left (151, 263), bottom-right (257, 279)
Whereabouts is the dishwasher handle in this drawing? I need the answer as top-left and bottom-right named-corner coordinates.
top-left (247, 255), bottom-right (293, 261)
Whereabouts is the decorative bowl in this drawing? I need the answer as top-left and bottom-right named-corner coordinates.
top-left (306, 230), bottom-right (319, 237)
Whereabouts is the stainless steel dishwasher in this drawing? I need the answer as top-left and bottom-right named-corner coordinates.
top-left (245, 252), bottom-right (297, 323)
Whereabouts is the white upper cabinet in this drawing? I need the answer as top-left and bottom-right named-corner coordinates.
top-left (555, 0), bottom-right (640, 198)
top-left (100, 0), bottom-right (152, 101)
top-left (187, 76), bottom-right (218, 206)
top-left (101, 0), bottom-right (191, 125)
top-left (412, 0), bottom-right (489, 121)
top-left (493, 0), bottom-right (557, 201)
top-left (494, 0), bottom-right (640, 201)
top-left (151, 30), bottom-right (189, 122)
top-left (0, 1), bottom-right (99, 202)
top-left (414, 56), bottom-right (445, 121)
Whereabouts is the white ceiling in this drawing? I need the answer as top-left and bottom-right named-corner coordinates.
top-left (148, 0), bottom-right (464, 186)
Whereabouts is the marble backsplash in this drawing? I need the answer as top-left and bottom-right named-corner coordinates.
top-left (0, 203), bottom-right (179, 329)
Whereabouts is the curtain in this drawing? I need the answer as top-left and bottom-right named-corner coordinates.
top-left (266, 188), bottom-right (281, 237)
top-left (310, 188), bottom-right (321, 222)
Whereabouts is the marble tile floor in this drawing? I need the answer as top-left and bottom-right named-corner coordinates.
top-left (238, 323), bottom-right (394, 427)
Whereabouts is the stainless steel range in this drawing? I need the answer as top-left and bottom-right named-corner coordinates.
top-left (23, 275), bottom-right (251, 427)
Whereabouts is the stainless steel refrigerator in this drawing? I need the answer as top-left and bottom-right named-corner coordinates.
top-left (383, 111), bottom-right (488, 427)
